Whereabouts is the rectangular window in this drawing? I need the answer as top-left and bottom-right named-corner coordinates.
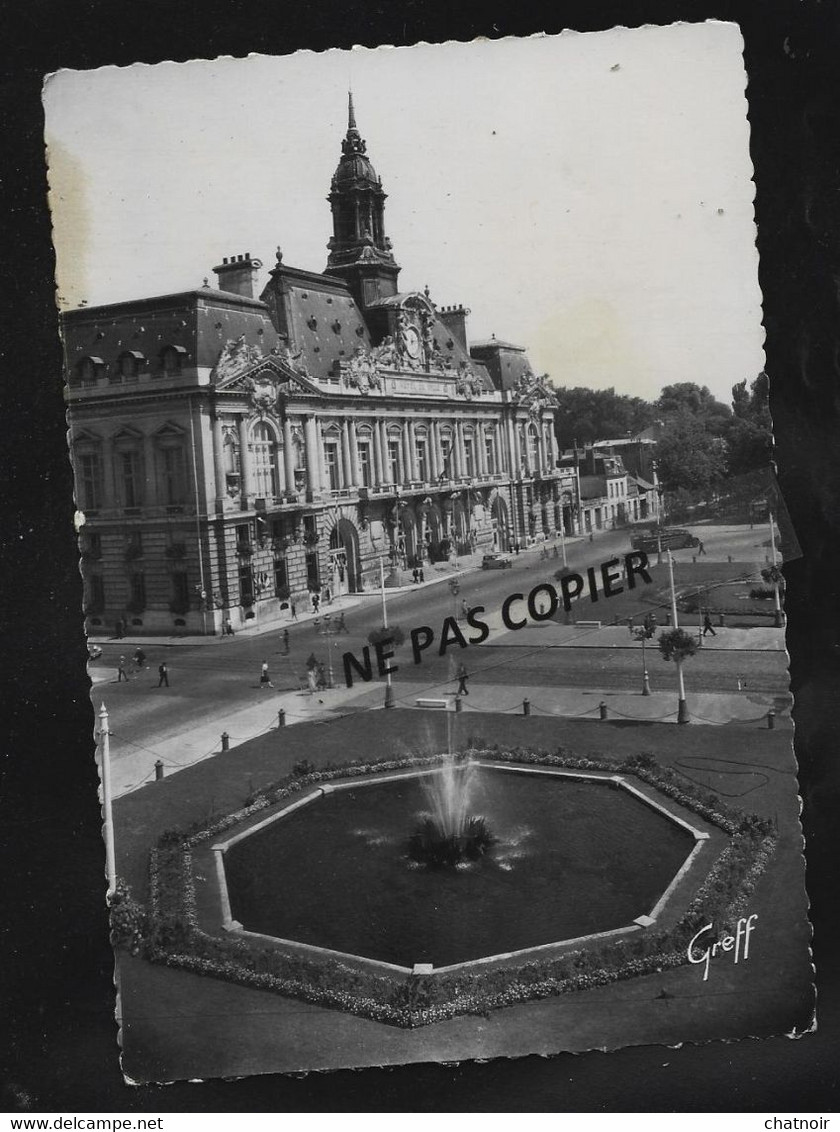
top-left (485, 435), bottom-right (495, 475)
top-left (305, 551), bottom-right (320, 591)
top-left (78, 453), bottom-right (102, 511)
top-left (463, 438), bottom-right (474, 479)
top-left (120, 450), bottom-right (143, 508)
top-left (238, 562), bottom-right (254, 605)
top-left (416, 440), bottom-right (428, 483)
top-left (171, 570), bottom-right (190, 611)
top-left (273, 558), bottom-right (288, 597)
top-left (358, 440), bottom-right (373, 487)
top-left (87, 574), bottom-right (105, 612)
top-left (324, 442), bottom-right (341, 491)
top-left (160, 445), bottom-right (186, 506)
top-left (129, 572), bottom-right (146, 611)
top-left (388, 439), bottom-right (401, 483)
top-left (440, 438), bottom-right (452, 478)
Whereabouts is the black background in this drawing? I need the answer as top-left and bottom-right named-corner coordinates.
top-left (2, 0), bottom-right (839, 1113)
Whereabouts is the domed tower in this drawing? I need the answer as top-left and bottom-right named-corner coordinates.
top-left (324, 93), bottom-right (401, 314)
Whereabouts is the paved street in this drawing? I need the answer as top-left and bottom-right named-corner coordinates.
top-left (87, 523), bottom-right (790, 795)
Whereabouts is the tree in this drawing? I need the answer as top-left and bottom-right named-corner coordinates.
top-left (554, 386), bottom-right (655, 448)
top-left (658, 627), bottom-right (697, 724)
top-left (654, 409), bottom-right (728, 496)
top-left (656, 382), bottom-right (732, 435)
top-left (726, 372), bottom-right (773, 476)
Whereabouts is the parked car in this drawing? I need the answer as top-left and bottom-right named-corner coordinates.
top-left (630, 527), bottom-right (700, 553)
top-left (87, 642), bottom-right (102, 661)
top-left (481, 553), bottom-right (513, 570)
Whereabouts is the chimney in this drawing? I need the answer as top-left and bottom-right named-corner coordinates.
top-left (212, 252), bottom-right (263, 299)
top-left (438, 304), bottom-right (471, 353)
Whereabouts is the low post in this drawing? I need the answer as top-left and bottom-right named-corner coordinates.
top-left (719, 613), bottom-right (726, 627)
top-left (677, 698), bottom-right (689, 724)
top-left (599, 701), bottom-right (608, 720)
top-left (154, 759), bottom-right (165, 781)
top-left (384, 682), bottom-right (395, 709)
top-left (522, 697), bottom-right (531, 716)
top-left (454, 695), bottom-right (463, 713)
top-left (221, 731), bottom-right (230, 751)
top-left (767, 709), bottom-right (776, 730)
top-left (277, 709), bottom-right (286, 728)
top-left (665, 611), bottom-right (672, 626)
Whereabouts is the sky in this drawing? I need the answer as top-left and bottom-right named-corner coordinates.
top-left (43, 23), bottom-right (765, 404)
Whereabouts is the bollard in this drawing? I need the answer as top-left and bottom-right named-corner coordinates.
top-left (277, 709), bottom-right (286, 728)
top-left (665, 612), bottom-right (672, 626)
top-left (154, 759), bottom-right (164, 781)
top-left (599, 701), bottom-right (608, 720)
top-left (719, 613), bottom-right (726, 627)
top-left (454, 695), bottom-right (463, 713)
top-left (523, 697), bottom-right (531, 716)
top-left (221, 731), bottom-right (230, 751)
top-left (767, 709), bottom-right (776, 730)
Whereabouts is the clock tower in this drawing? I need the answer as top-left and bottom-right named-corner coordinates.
top-left (324, 93), bottom-right (401, 319)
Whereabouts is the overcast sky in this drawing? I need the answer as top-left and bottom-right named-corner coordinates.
top-left (44, 23), bottom-right (764, 404)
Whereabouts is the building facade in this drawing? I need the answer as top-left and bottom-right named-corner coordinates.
top-left (65, 97), bottom-right (572, 635)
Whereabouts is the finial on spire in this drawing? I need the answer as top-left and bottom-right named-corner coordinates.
top-left (348, 90), bottom-right (357, 132)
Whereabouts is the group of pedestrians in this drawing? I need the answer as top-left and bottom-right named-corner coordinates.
top-left (411, 567), bottom-right (426, 584)
top-left (115, 651), bottom-right (169, 686)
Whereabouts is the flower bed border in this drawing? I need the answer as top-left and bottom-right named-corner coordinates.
top-left (123, 746), bottom-right (777, 1029)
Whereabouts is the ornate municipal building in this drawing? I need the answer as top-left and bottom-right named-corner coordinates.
top-left (64, 97), bottom-right (576, 634)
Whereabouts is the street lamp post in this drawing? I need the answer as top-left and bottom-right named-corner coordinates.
top-left (769, 511), bottom-right (783, 627)
top-left (379, 556), bottom-right (394, 708)
top-left (666, 550), bottom-right (690, 723)
top-left (98, 702), bottom-right (117, 897)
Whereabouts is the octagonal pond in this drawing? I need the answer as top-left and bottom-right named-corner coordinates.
top-left (223, 767), bottom-right (696, 967)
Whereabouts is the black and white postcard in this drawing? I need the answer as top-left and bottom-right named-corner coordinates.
top-left (44, 23), bottom-right (814, 1082)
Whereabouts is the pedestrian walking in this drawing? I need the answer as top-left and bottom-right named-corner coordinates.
top-left (157, 662), bottom-right (169, 687)
top-left (456, 663), bottom-right (470, 696)
top-left (552, 544), bottom-right (559, 559)
top-left (702, 612), bottom-right (716, 637)
top-left (282, 629), bottom-right (290, 654)
top-left (311, 591), bottom-right (321, 614)
top-left (307, 667), bottom-right (318, 695)
top-left (133, 647), bottom-right (146, 669)
top-left (224, 616), bottom-right (235, 636)
top-left (117, 655), bottom-right (129, 682)
top-left (419, 567), bottom-right (425, 582)
top-left (290, 601), bottom-right (298, 620)
top-left (412, 567), bottom-right (419, 584)
top-left (260, 662), bottom-right (274, 689)
top-left (460, 598), bottom-right (468, 621)
top-left (698, 540), bottom-right (706, 556)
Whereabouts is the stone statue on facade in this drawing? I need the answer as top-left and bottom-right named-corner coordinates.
top-left (212, 335), bottom-right (264, 383)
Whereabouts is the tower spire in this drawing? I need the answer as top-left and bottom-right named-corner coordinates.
top-left (348, 89), bottom-right (357, 132)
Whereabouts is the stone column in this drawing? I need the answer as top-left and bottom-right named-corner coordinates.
top-left (238, 416), bottom-right (252, 504)
top-left (372, 419), bottom-right (384, 483)
top-left (304, 415), bottom-right (320, 497)
top-left (408, 420), bottom-right (419, 481)
top-left (401, 421), bottom-right (411, 484)
top-left (341, 420), bottom-right (352, 488)
top-left (283, 417), bottom-right (295, 496)
top-left (428, 420), bottom-right (439, 481)
top-left (348, 419), bottom-right (360, 487)
top-left (211, 415), bottom-right (226, 510)
top-left (379, 421), bottom-right (393, 484)
top-left (477, 421), bottom-right (487, 476)
top-left (396, 427), bottom-right (406, 485)
top-left (505, 416), bottom-right (518, 480)
top-left (453, 421), bottom-right (464, 479)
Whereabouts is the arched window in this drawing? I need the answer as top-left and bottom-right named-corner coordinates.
top-left (252, 421), bottom-right (279, 500)
top-left (72, 356), bottom-right (101, 386)
top-left (116, 351), bottom-right (143, 380)
top-left (526, 425), bottom-right (539, 474)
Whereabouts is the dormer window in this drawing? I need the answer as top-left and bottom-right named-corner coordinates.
top-left (115, 351), bottom-right (144, 380)
top-left (160, 344), bottom-right (187, 376)
top-left (72, 356), bottom-right (102, 386)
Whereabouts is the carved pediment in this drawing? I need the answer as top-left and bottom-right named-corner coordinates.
top-left (214, 343), bottom-right (324, 403)
top-left (511, 371), bottom-right (558, 416)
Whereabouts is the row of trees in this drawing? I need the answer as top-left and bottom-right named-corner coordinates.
top-left (554, 374), bottom-right (773, 498)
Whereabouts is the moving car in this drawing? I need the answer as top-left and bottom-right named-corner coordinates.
top-left (481, 553), bottom-right (513, 570)
top-left (630, 527), bottom-right (701, 553)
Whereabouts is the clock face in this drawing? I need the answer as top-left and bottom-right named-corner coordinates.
top-left (402, 324), bottom-right (421, 359)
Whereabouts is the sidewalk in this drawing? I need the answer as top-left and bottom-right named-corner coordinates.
top-left (482, 621), bottom-right (788, 652)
